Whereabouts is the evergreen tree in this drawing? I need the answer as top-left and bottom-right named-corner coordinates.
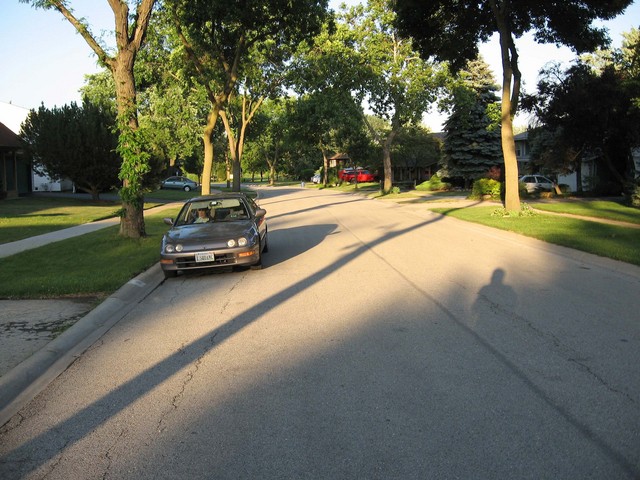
top-left (20, 102), bottom-right (121, 200)
top-left (441, 58), bottom-right (502, 188)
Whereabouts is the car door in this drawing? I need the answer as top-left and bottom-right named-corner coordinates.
top-left (165, 176), bottom-right (179, 189)
top-left (536, 176), bottom-right (553, 190)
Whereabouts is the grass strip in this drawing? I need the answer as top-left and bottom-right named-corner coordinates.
top-left (0, 207), bottom-right (181, 299)
top-left (531, 200), bottom-right (640, 225)
top-left (431, 206), bottom-right (640, 266)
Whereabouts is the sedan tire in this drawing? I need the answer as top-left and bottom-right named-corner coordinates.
top-left (163, 269), bottom-right (178, 279)
top-left (184, 185), bottom-right (192, 192)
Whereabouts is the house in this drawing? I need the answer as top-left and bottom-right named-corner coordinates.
top-left (514, 130), bottom-right (612, 193)
top-left (0, 121), bottom-right (31, 198)
top-left (0, 101), bottom-right (73, 194)
top-left (514, 131), bottom-right (531, 172)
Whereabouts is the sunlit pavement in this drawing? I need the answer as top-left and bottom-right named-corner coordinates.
top-left (1, 185), bottom-right (639, 479)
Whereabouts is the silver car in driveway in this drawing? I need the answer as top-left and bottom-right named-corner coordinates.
top-left (160, 176), bottom-right (199, 191)
top-left (519, 175), bottom-right (555, 193)
top-left (160, 193), bottom-right (268, 278)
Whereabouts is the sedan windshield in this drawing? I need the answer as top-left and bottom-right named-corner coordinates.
top-left (175, 198), bottom-right (250, 226)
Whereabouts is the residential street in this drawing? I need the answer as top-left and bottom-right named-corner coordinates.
top-left (1, 186), bottom-right (639, 479)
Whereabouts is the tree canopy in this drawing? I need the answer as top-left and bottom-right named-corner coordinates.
top-left (522, 28), bottom-right (640, 195)
top-left (166, 0), bottom-right (329, 193)
top-left (394, 0), bottom-right (633, 210)
top-left (22, 0), bottom-right (157, 237)
top-left (294, 0), bottom-right (444, 192)
top-left (21, 102), bottom-right (121, 200)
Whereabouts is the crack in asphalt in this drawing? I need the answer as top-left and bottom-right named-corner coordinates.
top-left (102, 428), bottom-right (128, 480)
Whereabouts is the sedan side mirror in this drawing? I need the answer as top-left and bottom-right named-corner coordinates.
top-left (255, 208), bottom-right (267, 218)
top-left (163, 217), bottom-right (174, 226)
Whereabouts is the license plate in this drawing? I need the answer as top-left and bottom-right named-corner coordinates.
top-left (195, 252), bottom-right (215, 263)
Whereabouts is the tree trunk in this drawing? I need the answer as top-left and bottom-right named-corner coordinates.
top-left (381, 129), bottom-right (398, 193)
top-left (113, 56), bottom-right (146, 238)
top-left (41, 0), bottom-right (155, 237)
top-left (491, 0), bottom-right (522, 212)
top-left (201, 106), bottom-right (221, 196)
top-left (321, 148), bottom-right (329, 186)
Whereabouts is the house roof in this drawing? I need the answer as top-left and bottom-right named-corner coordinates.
top-left (514, 131), bottom-right (529, 141)
top-left (0, 121), bottom-right (21, 149)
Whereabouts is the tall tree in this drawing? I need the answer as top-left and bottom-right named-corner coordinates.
top-left (293, 0), bottom-right (443, 192)
top-left (441, 58), bottom-right (502, 188)
top-left (394, 0), bottom-right (633, 211)
top-left (21, 102), bottom-right (120, 200)
top-left (287, 90), bottom-right (364, 186)
top-left (23, 0), bottom-right (157, 237)
top-left (523, 57), bottom-right (640, 195)
top-left (167, 0), bottom-right (329, 193)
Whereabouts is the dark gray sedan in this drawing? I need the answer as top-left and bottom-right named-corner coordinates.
top-left (160, 193), bottom-right (268, 278)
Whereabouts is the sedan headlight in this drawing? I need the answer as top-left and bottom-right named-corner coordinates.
top-left (227, 237), bottom-right (248, 248)
top-left (165, 243), bottom-right (183, 253)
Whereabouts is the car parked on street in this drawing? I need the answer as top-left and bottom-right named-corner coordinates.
top-left (339, 168), bottom-right (377, 183)
top-left (160, 193), bottom-right (268, 278)
top-left (160, 176), bottom-right (199, 191)
top-left (519, 175), bottom-right (555, 193)
top-left (311, 173), bottom-right (322, 184)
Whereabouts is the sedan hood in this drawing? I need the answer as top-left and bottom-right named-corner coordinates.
top-left (164, 220), bottom-right (256, 248)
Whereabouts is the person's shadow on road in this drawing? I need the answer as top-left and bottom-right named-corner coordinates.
top-left (471, 268), bottom-right (518, 329)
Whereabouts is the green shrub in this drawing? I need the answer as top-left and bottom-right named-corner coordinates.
top-left (416, 174), bottom-right (451, 192)
top-left (471, 178), bottom-right (501, 199)
top-left (491, 203), bottom-right (537, 217)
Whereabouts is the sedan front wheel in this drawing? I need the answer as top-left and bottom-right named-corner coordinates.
top-left (184, 185), bottom-right (191, 192)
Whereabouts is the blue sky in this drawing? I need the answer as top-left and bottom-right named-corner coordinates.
top-left (1, 1), bottom-right (638, 130)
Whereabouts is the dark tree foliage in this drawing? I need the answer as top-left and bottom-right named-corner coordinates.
top-left (20, 102), bottom-right (121, 200)
top-left (441, 58), bottom-right (502, 187)
top-left (393, 0), bottom-right (632, 210)
top-left (392, 125), bottom-right (442, 181)
top-left (523, 61), bottom-right (640, 195)
top-left (394, 1), bottom-right (629, 71)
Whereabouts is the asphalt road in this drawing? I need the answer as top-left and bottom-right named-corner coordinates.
top-left (1, 186), bottom-right (639, 479)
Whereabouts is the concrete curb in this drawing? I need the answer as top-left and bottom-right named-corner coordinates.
top-left (0, 264), bottom-right (165, 427)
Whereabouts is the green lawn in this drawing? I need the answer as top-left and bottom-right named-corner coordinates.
top-left (0, 207), bottom-right (182, 299)
top-left (0, 197), bottom-right (123, 244)
top-left (0, 196), bottom-right (165, 244)
top-left (430, 205), bottom-right (640, 266)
